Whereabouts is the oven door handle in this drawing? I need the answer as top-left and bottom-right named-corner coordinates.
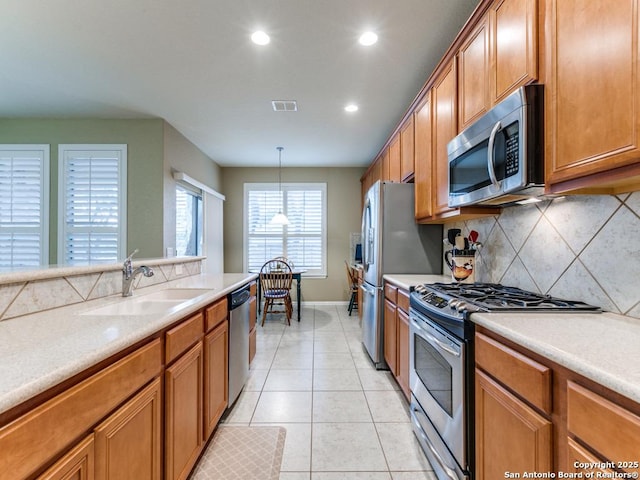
top-left (412, 406), bottom-right (459, 480)
top-left (411, 316), bottom-right (460, 358)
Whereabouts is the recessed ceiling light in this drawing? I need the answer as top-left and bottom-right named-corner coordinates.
top-left (345, 104), bottom-right (359, 113)
top-left (359, 31), bottom-right (378, 46)
top-left (251, 31), bottom-right (270, 46)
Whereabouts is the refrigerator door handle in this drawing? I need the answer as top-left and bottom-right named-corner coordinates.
top-left (361, 198), bottom-right (373, 269)
top-left (360, 283), bottom-right (375, 296)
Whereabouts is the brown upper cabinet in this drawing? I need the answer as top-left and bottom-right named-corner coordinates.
top-left (489, 0), bottom-right (538, 103)
top-left (388, 134), bottom-right (401, 182)
top-left (414, 92), bottom-right (433, 220)
top-left (432, 59), bottom-right (459, 217)
top-left (457, 15), bottom-right (490, 130)
top-left (545, 0), bottom-right (640, 194)
top-left (400, 116), bottom-right (415, 182)
top-left (457, 0), bottom-right (538, 131)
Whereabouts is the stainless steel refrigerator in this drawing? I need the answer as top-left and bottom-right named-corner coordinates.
top-left (361, 181), bottom-right (442, 368)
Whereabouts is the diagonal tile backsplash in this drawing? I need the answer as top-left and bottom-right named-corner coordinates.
top-left (446, 192), bottom-right (640, 318)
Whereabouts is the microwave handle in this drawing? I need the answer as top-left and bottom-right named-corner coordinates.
top-left (487, 121), bottom-right (502, 191)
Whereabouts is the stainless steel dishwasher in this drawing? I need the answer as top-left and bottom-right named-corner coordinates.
top-left (227, 284), bottom-right (251, 406)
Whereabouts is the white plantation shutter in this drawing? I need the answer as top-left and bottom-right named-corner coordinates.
top-left (0, 145), bottom-right (49, 267)
top-left (58, 145), bottom-right (127, 265)
top-left (244, 183), bottom-right (326, 276)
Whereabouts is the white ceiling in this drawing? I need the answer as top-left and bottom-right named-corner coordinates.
top-left (0, 0), bottom-right (480, 167)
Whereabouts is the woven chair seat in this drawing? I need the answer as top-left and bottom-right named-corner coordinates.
top-left (264, 289), bottom-right (290, 298)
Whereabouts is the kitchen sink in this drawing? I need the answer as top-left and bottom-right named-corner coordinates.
top-left (135, 288), bottom-right (212, 301)
top-left (80, 288), bottom-right (213, 316)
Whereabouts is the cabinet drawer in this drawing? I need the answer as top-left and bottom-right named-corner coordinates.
top-left (397, 289), bottom-right (410, 313)
top-left (384, 283), bottom-right (398, 303)
top-left (205, 298), bottom-right (227, 332)
top-left (567, 381), bottom-right (640, 473)
top-left (475, 332), bottom-right (552, 414)
top-left (166, 313), bottom-right (204, 364)
top-left (0, 339), bottom-right (161, 480)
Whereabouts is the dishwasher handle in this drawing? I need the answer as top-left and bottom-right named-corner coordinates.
top-left (229, 285), bottom-right (251, 310)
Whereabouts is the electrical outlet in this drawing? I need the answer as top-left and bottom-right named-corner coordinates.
top-left (175, 264), bottom-right (183, 275)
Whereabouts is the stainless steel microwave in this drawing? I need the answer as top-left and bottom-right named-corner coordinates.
top-left (447, 84), bottom-right (544, 207)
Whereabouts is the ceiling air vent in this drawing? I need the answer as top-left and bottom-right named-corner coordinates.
top-left (272, 100), bottom-right (298, 112)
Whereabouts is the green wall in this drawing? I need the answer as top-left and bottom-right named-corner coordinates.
top-left (0, 118), bottom-right (165, 261)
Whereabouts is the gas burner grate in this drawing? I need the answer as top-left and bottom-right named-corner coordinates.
top-left (423, 283), bottom-right (601, 312)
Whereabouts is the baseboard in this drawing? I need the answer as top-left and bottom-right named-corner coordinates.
top-left (299, 301), bottom-right (349, 306)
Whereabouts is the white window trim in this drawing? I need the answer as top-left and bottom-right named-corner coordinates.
top-left (243, 182), bottom-right (327, 277)
top-left (57, 144), bottom-right (127, 264)
top-left (0, 144), bottom-right (50, 266)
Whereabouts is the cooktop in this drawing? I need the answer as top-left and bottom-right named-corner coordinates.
top-left (411, 282), bottom-right (601, 322)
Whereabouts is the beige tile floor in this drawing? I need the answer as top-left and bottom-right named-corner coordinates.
top-left (218, 304), bottom-right (437, 480)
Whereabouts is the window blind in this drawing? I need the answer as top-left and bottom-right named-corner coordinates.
top-left (58, 145), bottom-right (127, 265)
top-left (244, 183), bottom-right (326, 276)
top-left (0, 146), bottom-right (49, 268)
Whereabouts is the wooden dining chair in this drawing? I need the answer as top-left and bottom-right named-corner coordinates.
top-left (259, 259), bottom-right (293, 326)
top-left (345, 261), bottom-right (359, 316)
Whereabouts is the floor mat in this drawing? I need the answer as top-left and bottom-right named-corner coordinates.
top-left (190, 426), bottom-right (287, 480)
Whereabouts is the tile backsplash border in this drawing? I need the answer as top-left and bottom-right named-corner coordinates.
top-left (0, 257), bottom-right (203, 321)
top-left (444, 192), bottom-right (640, 319)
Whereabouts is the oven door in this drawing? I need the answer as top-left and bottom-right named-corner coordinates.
top-left (409, 308), bottom-right (466, 470)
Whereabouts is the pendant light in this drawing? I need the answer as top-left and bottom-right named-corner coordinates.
top-left (270, 146), bottom-right (290, 225)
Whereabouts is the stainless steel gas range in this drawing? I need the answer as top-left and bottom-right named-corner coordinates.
top-left (408, 283), bottom-right (601, 480)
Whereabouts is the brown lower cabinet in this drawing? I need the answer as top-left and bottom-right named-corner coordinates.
top-left (0, 286), bottom-right (251, 480)
top-left (94, 377), bottom-right (162, 480)
top-left (475, 327), bottom-right (640, 477)
top-left (165, 342), bottom-right (204, 480)
top-left (37, 434), bottom-right (95, 480)
top-left (383, 283), bottom-right (410, 399)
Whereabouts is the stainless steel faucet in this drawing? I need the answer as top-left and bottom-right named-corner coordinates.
top-left (122, 249), bottom-right (154, 296)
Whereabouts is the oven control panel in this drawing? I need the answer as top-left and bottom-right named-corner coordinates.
top-left (414, 285), bottom-right (452, 309)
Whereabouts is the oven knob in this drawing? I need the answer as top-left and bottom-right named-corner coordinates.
top-left (457, 302), bottom-right (468, 312)
top-left (448, 299), bottom-right (460, 310)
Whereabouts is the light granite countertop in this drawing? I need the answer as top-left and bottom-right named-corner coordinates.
top-left (471, 311), bottom-right (640, 404)
top-left (0, 272), bottom-right (257, 415)
top-left (382, 274), bottom-right (452, 291)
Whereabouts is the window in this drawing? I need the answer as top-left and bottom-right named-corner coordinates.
top-left (58, 144), bottom-right (127, 265)
top-left (0, 145), bottom-right (50, 268)
top-left (244, 183), bottom-right (326, 276)
top-left (176, 184), bottom-right (203, 256)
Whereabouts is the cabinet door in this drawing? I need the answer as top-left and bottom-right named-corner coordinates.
top-left (475, 369), bottom-right (552, 480)
top-left (388, 135), bottom-right (401, 182)
top-left (546, 0), bottom-right (640, 190)
top-left (383, 299), bottom-right (397, 375)
top-left (400, 116), bottom-right (415, 182)
top-left (432, 60), bottom-right (457, 216)
top-left (490, 0), bottom-right (538, 103)
top-left (165, 343), bottom-right (203, 480)
top-left (204, 321), bottom-right (228, 439)
top-left (458, 16), bottom-right (490, 130)
top-left (566, 438), bottom-right (617, 476)
top-left (37, 435), bottom-right (95, 480)
top-left (414, 92), bottom-right (433, 221)
top-left (396, 308), bottom-right (410, 400)
top-left (380, 148), bottom-right (390, 182)
top-left (94, 377), bottom-right (161, 480)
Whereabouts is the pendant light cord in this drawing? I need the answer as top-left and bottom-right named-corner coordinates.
top-left (277, 146), bottom-right (283, 192)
